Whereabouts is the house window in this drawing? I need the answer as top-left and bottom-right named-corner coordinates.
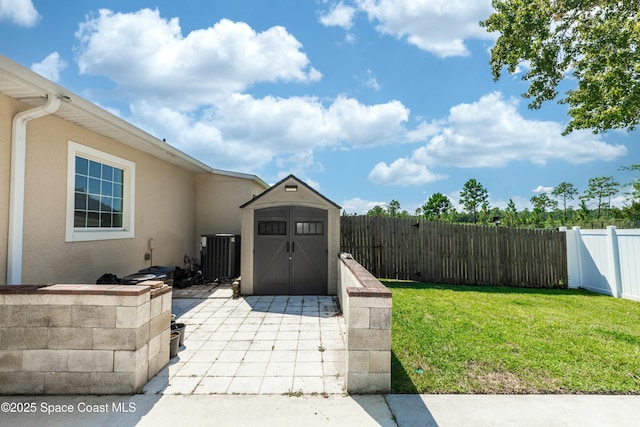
top-left (74, 156), bottom-right (124, 228)
top-left (66, 142), bottom-right (135, 242)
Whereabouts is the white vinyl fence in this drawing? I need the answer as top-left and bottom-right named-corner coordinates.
top-left (563, 226), bottom-right (640, 301)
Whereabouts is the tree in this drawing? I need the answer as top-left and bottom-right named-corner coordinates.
top-left (366, 205), bottom-right (386, 217)
top-left (622, 200), bottom-right (640, 222)
top-left (582, 176), bottom-right (619, 219)
top-left (460, 179), bottom-right (489, 223)
top-left (366, 200), bottom-right (411, 218)
top-left (531, 193), bottom-right (557, 213)
top-left (530, 192), bottom-right (558, 226)
top-left (503, 199), bottom-right (519, 226)
top-left (481, 1), bottom-right (640, 134)
top-left (620, 164), bottom-right (640, 204)
top-left (551, 182), bottom-right (578, 222)
top-left (422, 193), bottom-right (453, 220)
top-left (479, 201), bottom-right (494, 224)
top-left (386, 200), bottom-right (401, 217)
top-left (619, 164), bottom-right (640, 223)
top-left (575, 199), bottom-right (592, 223)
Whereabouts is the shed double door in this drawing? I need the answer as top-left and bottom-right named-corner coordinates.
top-left (254, 206), bottom-right (327, 295)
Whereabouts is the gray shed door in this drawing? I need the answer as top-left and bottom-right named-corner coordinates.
top-left (254, 206), bottom-right (327, 295)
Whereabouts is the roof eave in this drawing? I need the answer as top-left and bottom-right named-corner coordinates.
top-left (240, 174), bottom-right (341, 209)
top-left (0, 55), bottom-right (263, 179)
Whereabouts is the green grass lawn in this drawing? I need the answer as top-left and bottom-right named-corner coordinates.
top-left (383, 280), bottom-right (640, 394)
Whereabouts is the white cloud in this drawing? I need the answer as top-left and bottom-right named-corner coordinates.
top-left (611, 194), bottom-right (628, 209)
top-left (369, 158), bottom-right (445, 186)
top-left (341, 197), bottom-right (386, 214)
top-left (75, 9), bottom-right (321, 108)
top-left (275, 150), bottom-right (325, 186)
top-left (70, 8), bottom-right (415, 174)
top-left (128, 93), bottom-right (411, 172)
top-left (129, 100), bottom-right (273, 172)
top-left (369, 92), bottom-right (627, 186)
top-left (414, 92), bottom-right (627, 167)
top-left (358, 69), bottom-right (382, 91)
top-left (31, 52), bottom-right (67, 82)
top-left (210, 93), bottom-right (409, 149)
top-left (355, 0), bottom-right (495, 57)
top-left (0, 0), bottom-right (39, 27)
top-left (533, 185), bottom-right (554, 193)
top-left (404, 120), bottom-right (441, 143)
top-left (327, 96), bottom-right (409, 146)
top-left (319, 2), bottom-right (357, 29)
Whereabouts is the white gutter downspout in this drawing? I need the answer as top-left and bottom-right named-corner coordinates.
top-left (7, 94), bottom-right (61, 284)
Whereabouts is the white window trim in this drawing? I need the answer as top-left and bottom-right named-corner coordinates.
top-left (66, 141), bottom-right (135, 242)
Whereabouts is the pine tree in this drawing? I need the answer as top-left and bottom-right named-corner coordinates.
top-left (460, 179), bottom-right (489, 223)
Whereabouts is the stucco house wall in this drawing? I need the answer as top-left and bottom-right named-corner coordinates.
top-left (0, 55), bottom-right (265, 286)
top-left (1, 93), bottom-right (197, 284)
top-left (196, 173), bottom-right (268, 237)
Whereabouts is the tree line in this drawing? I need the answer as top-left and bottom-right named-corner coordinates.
top-left (351, 164), bottom-right (640, 229)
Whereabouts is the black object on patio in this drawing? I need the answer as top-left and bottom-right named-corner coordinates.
top-left (120, 271), bottom-right (167, 285)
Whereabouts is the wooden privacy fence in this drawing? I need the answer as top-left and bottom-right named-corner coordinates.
top-left (340, 216), bottom-right (568, 288)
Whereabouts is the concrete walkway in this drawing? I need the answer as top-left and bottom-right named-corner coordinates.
top-left (143, 286), bottom-right (346, 395)
top-left (2, 394), bottom-right (640, 426)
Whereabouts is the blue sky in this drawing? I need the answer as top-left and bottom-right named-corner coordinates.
top-left (1, 0), bottom-right (637, 214)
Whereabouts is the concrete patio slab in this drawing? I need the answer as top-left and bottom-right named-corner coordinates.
top-left (149, 285), bottom-right (347, 396)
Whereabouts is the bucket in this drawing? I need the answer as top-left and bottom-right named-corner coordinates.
top-left (172, 322), bottom-right (187, 346)
top-left (170, 331), bottom-right (180, 358)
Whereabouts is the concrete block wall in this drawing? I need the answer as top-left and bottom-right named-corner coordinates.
top-left (0, 282), bottom-right (171, 394)
top-left (338, 254), bottom-right (392, 393)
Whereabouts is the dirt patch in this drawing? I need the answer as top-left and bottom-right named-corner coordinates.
top-left (471, 370), bottom-right (535, 394)
top-left (461, 361), bottom-right (540, 394)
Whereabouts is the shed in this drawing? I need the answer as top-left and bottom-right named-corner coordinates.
top-left (240, 175), bottom-right (341, 295)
